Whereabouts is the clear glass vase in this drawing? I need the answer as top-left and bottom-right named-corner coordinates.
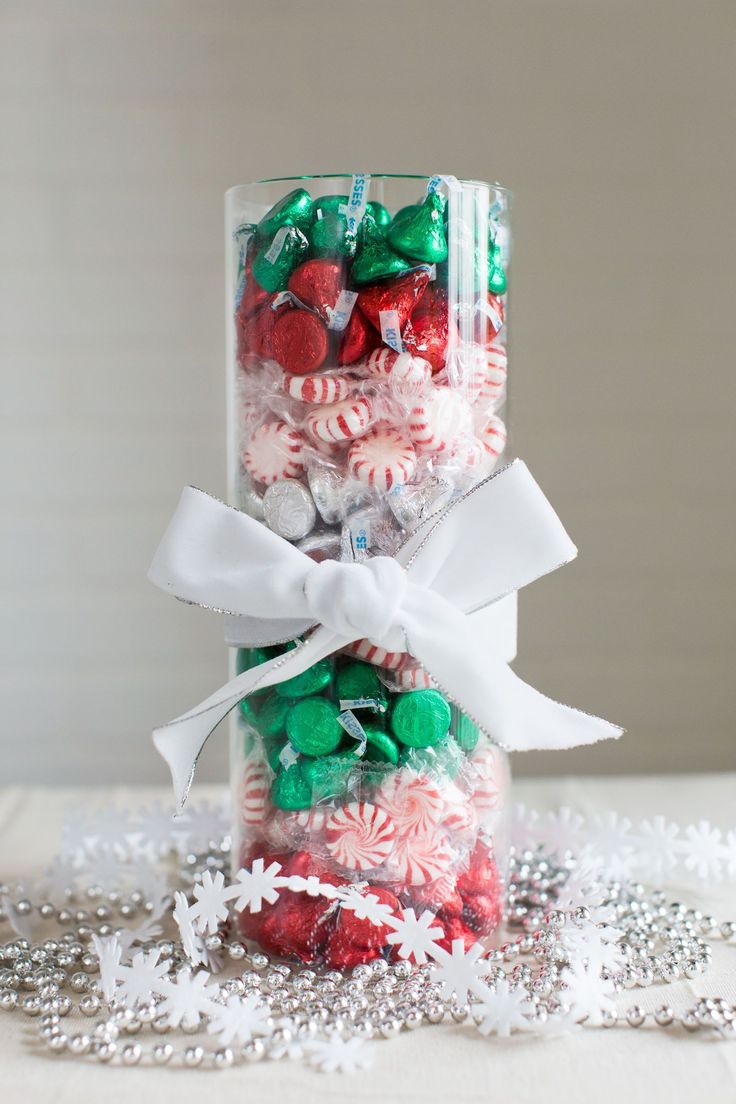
top-left (225, 174), bottom-right (513, 966)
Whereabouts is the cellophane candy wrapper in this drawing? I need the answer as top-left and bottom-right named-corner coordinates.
top-left (226, 174), bottom-right (512, 966)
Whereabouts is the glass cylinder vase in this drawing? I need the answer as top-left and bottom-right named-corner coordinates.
top-left (225, 174), bottom-right (513, 967)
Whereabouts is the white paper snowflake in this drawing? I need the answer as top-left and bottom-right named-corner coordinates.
top-left (88, 805), bottom-right (139, 855)
top-left (232, 859), bottom-right (284, 913)
top-left (157, 970), bottom-right (219, 1029)
top-left (76, 845), bottom-right (131, 893)
top-left (683, 821), bottom-right (723, 880)
top-left (430, 940), bottom-right (490, 1001)
top-left (554, 849), bottom-right (608, 912)
top-left (173, 890), bottom-right (207, 966)
top-left (178, 799), bottom-right (229, 853)
top-left (724, 830), bottom-right (736, 878)
top-left (338, 887), bottom-right (398, 928)
top-left (60, 808), bottom-right (94, 858)
top-left (116, 948), bottom-right (170, 1007)
top-left (384, 908), bottom-right (444, 965)
top-left (559, 921), bottom-right (624, 975)
top-left (305, 1035), bottom-right (372, 1074)
top-left (472, 979), bottom-right (532, 1038)
top-left (191, 870), bottom-right (231, 934)
top-left (90, 934), bottom-right (123, 1002)
top-left (207, 993), bottom-right (272, 1045)
top-left (588, 812), bottom-right (636, 879)
top-left (133, 800), bottom-right (184, 857)
top-left (559, 961), bottom-right (616, 1026)
top-left (539, 807), bottom-right (586, 855)
top-left (635, 816), bottom-right (681, 881)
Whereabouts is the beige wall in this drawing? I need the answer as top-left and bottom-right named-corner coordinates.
top-left (1, 0), bottom-right (735, 785)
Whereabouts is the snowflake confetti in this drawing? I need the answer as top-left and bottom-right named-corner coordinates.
top-left (207, 993), bottom-right (272, 1046)
top-left (157, 970), bottom-right (219, 1030)
top-left (305, 1036), bottom-right (372, 1074)
top-left (430, 940), bottom-right (491, 1001)
top-left (473, 979), bottom-right (532, 1038)
top-left (191, 870), bottom-right (231, 934)
top-left (385, 908), bottom-right (445, 965)
top-left (90, 934), bottom-right (123, 1003)
top-left (232, 858), bottom-right (284, 913)
top-left (116, 948), bottom-right (170, 1007)
top-left (559, 961), bottom-right (616, 1026)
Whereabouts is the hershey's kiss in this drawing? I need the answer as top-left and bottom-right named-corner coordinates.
top-left (252, 225), bottom-right (309, 293)
top-left (262, 479), bottom-right (317, 541)
top-left (387, 476), bottom-right (455, 532)
top-left (388, 191), bottom-right (448, 265)
top-left (351, 210), bottom-right (411, 286)
top-left (256, 187), bottom-right (313, 239)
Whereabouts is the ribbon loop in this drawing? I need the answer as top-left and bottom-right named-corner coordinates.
top-left (149, 459), bottom-right (622, 810)
top-left (303, 557), bottom-right (407, 648)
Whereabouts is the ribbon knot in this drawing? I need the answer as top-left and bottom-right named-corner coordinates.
top-left (303, 557), bottom-right (407, 651)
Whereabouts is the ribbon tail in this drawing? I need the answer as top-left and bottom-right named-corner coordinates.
top-left (153, 627), bottom-right (348, 811)
top-left (403, 591), bottom-right (623, 752)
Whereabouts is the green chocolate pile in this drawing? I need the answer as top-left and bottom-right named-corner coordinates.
top-left (248, 184), bottom-right (505, 293)
top-left (236, 645), bottom-right (482, 811)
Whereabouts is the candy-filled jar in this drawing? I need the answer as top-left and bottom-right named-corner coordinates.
top-left (226, 175), bottom-right (513, 966)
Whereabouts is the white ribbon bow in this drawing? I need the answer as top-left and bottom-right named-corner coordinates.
top-left (149, 460), bottom-right (622, 810)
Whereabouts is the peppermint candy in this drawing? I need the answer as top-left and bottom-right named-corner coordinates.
top-left (389, 354), bottom-right (433, 400)
top-left (238, 759), bottom-right (271, 826)
top-left (375, 769), bottom-right (445, 837)
top-left (324, 801), bottom-right (397, 871)
top-left (348, 428), bottom-right (417, 492)
top-left (360, 347), bottom-right (397, 379)
top-left (306, 396), bottom-right (373, 442)
top-left (409, 388), bottom-right (473, 454)
top-left (477, 343), bottom-right (507, 407)
top-left (469, 743), bottom-right (509, 814)
top-left (390, 828), bottom-right (455, 886)
top-left (343, 639), bottom-right (411, 671)
top-left (242, 420), bottom-right (305, 485)
top-left (478, 414), bottom-right (507, 462)
top-left (392, 658), bottom-right (434, 691)
top-left (441, 782), bottom-right (479, 838)
top-left (287, 373), bottom-right (351, 404)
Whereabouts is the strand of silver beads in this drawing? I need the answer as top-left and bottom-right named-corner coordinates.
top-left (1, 846), bottom-right (735, 1069)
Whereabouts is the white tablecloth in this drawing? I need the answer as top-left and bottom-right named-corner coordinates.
top-left (2, 775), bottom-right (735, 1103)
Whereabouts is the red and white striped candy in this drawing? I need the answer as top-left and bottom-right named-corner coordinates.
top-left (359, 347), bottom-right (398, 379)
top-left (469, 744), bottom-right (509, 814)
top-left (239, 759), bottom-right (271, 827)
top-left (242, 420), bottom-right (305, 485)
top-left (483, 294), bottom-right (506, 338)
top-left (324, 802), bottom-right (396, 871)
top-left (343, 639), bottom-right (412, 671)
top-left (390, 829), bottom-right (454, 886)
top-left (286, 373), bottom-right (351, 404)
top-left (441, 783), bottom-right (479, 839)
top-left (448, 435), bottom-right (491, 473)
top-left (306, 396), bottom-right (372, 442)
top-left (478, 414), bottom-right (507, 463)
top-left (348, 428), bottom-right (416, 492)
top-left (409, 388), bottom-right (473, 455)
top-left (474, 343), bottom-right (507, 409)
top-left (389, 354), bottom-right (432, 400)
top-left (293, 806), bottom-right (333, 834)
top-left (392, 659), bottom-right (434, 691)
top-left (375, 770), bottom-right (445, 837)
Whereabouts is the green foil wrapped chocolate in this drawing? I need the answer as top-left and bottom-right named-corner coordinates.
top-left (256, 693), bottom-right (291, 737)
top-left (286, 697), bottom-right (342, 757)
top-left (252, 225), bottom-right (309, 292)
top-left (366, 200), bottom-right (391, 228)
top-left (452, 705), bottom-right (480, 752)
top-left (363, 723), bottom-right (400, 765)
top-left (488, 236), bottom-right (507, 295)
top-left (314, 194), bottom-right (349, 217)
top-left (271, 761), bottom-right (312, 810)
top-left (388, 192), bottom-right (448, 265)
top-left (390, 688), bottom-right (451, 748)
top-left (264, 735), bottom-right (288, 773)
top-left (302, 751), bottom-right (357, 801)
top-left (310, 212), bottom-right (356, 259)
top-left (257, 187), bottom-right (313, 239)
top-left (391, 204), bottom-right (420, 229)
top-left (335, 662), bottom-right (387, 709)
top-left (351, 211), bottom-right (411, 285)
top-left (276, 657), bottom-right (332, 699)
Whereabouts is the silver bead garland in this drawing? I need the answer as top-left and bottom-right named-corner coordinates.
top-left (0, 844), bottom-right (734, 1071)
